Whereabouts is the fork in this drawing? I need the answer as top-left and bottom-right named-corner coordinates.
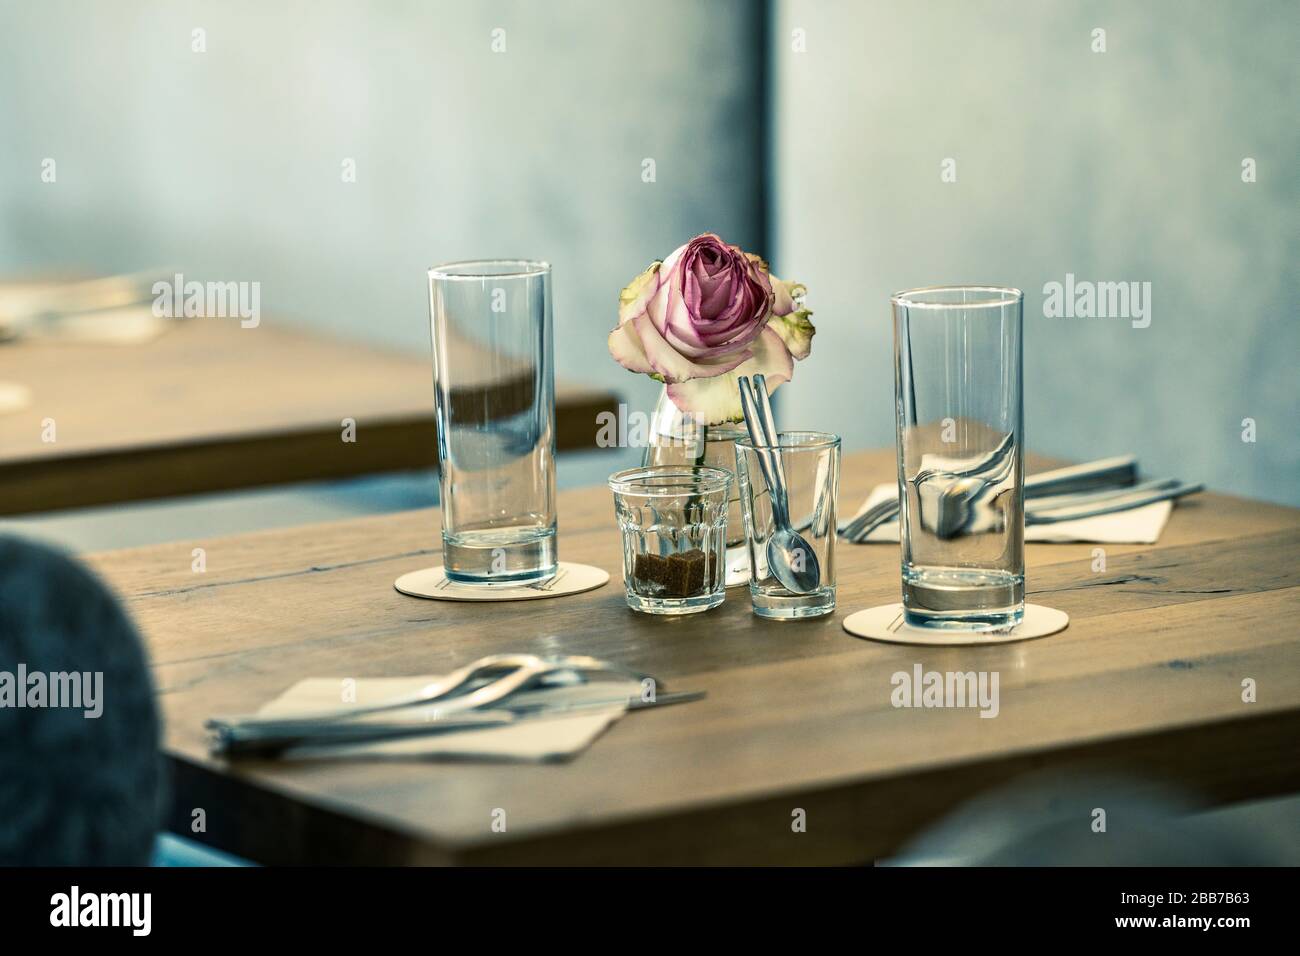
top-left (841, 479), bottom-right (1202, 543)
top-left (1027, 482), bottom-right (1203, 524)
top-left (838, 455), bottom-right (1138, 542)
top-left (206, 654), bottom-right (652, 736)
top-left (211, 690), bottom-right (708, 757)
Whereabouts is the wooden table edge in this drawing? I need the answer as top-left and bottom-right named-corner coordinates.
top-left (167, 704), bottom-right (1300, 866)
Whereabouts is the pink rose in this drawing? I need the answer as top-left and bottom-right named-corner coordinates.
top-left (608, 234), bottom-right (814, 423)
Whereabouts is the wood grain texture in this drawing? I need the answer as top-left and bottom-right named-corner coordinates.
top-left (85, 448), bottom-right (1300, 865)
top-left (0, 319), bottom-right (617, 514)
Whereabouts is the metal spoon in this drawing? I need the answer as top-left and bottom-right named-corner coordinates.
top-left (739, 377), bottom-right (821, 594)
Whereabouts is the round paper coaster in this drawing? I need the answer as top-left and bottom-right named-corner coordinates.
top-left (394, 562), bottom-right (609, 602)
top-left (843, 603), bottom-right (1069, 646)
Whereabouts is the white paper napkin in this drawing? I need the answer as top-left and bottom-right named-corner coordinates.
top-left (850, 483), bottom-right (1174, 545)
top-left (34, 306), bottom-right (172, 344)
top-left (0, 279), bottom-right (172, 344)
top-left (0, 381), bottom-right (31, 415)
top-left (253, 675), bottom-right (634, 762)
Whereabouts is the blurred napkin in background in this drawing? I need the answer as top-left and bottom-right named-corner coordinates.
top-left (0, 274), bottom-right (173, 345)
top-left (23, 305), bottom-right (172, 344)
top-left (251, 674), bottom-right (637, 762)
top-left (0, 381), bottom-right (31, 415)
top-left (851, 483), bottom-right (1174, 545)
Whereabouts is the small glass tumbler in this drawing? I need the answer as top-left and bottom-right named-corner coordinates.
top-left (608, 466), bottom-right (731, 615)
top-left (892, 286), bottom-right (1024, 630)
top-left (428, 260), bottom-right (556, 585)
top-left (734, 431), bottom-right (840, 619)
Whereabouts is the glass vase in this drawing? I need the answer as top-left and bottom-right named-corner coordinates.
top-left (640, 386), bottom-right (749, 587)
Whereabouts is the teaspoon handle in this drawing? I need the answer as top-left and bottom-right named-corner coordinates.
top-left (739, 378), bottom-right (790, 529)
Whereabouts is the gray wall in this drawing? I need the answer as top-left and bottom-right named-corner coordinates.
top-left (771, 0), bottom-right (1298, 504)
top-left (0, 0), bottom-right (764, 418)
top-left (2, 0), bottom-right (1296, 505)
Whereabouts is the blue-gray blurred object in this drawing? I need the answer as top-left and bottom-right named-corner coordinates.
top-left (0, 536), bottom-right (164, 865)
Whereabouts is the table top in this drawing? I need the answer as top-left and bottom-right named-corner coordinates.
top-left (88, 448), bottom-right (1300, 864)
top-left (0, 318), bottom-right (617, 515)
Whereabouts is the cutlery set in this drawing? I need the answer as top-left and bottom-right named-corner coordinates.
top-left (207, 654), bottom-right (701, 758)
top-left (837, 454), bottom-right (1203, 544)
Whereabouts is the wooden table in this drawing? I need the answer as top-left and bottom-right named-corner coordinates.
top-left (0, 320), bottom-right (618, 515)
top-left (87, 449), bottom-right (1300, 864)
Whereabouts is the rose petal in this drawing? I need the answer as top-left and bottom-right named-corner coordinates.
top-left (645, 258), bottom-right (679, 334)
top-left (767, 306), bottom-right (815, 361)
top-left (697, 270), bottom-right (732, 316)
top-left (665, 326), bottom-right (795, 423)
top-left (661, 281), bottom-right (708, 353)
top-left (618, 261), bottom-right (661, 326)
top-left (770, 275), bottom-right (803, 317)
top-left (608, 322), bottom-right (654, 375)
top-left (665, 312), bottom-right (766, 360)
top-left (633, 313), bottom-right (751, 381)
top-left (658, 238), bottom-right (692, 278)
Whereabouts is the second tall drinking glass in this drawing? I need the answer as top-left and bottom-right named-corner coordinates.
top-left (428, 260), bottom-right (556, 585)
top-left (892, 287), bottom-right (1024, 630)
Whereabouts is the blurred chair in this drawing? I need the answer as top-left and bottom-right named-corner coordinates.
top-left (881, 771), bottom-right (1291, 866)
top-left (152, 832), bottom-right (249, 867)
top-left (0, 535), bottom-right (238, 865)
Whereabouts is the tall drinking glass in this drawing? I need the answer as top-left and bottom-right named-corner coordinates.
top-left (892, 287), bottom-right (1024, 630)
top-left (428, 260), bottom-right (556, 584)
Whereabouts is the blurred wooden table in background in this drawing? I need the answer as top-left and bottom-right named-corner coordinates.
top-left (0, 319), bottom-right (618, 515)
